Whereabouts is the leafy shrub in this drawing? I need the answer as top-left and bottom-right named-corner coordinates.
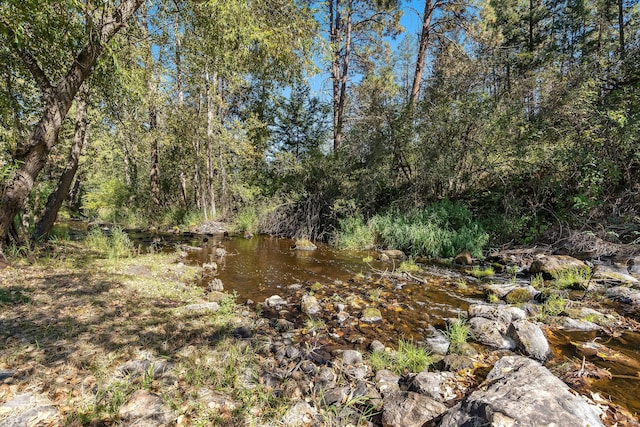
top-left (333, 216), bottom-right (375, 249)
top-left (552, 267), bottom-right (591, 290)
top-left (84, 226), bottom-right (133, 259)
top-left (234, 208), bottom-right (259, 233)
top-left (334, 201), bottom-right (488, 257)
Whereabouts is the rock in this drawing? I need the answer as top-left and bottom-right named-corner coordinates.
top-left (497, 284), bottom-right (539, 302)
top-left (293, 239), bottom-right (317, 251)
top-left (506, 319), bottom-right (550, 361)
top-left (336, 311), bottom-right (350, 324)
top-left (369, 340), bottom-right (385, 353)
top-left (628, 256), bottom-right (640, 276)
top-left (378, 253), bottom-right (390, 261)
top-left (196, 388), bottom-right (238, 413)
top-left (182, 302), bottom-right (220, 312)
top-left (282, 401), bottom-right (318, 427)
top-left (469, 317), bottom-right (515, 350)
top-left (454, 250), bottom-right (473, 265)
top-left (380, 249), bottom-right (406, 260)
top-left (341, 349), bottom-right (363, 366)
top-left (606, 286), bottom-right (640, 309)
top-left (321, 386), bottom-right (350, 406)
top-left (382, 391), bottom-right (448, 427)
top-left (265, 295), bottom-right (288, 308)
top-left (408, 371), bottom-right (457, 402)
top-left (214, 247), bottom-right (227, 258)
top-left (0, 369), bottom-right (16, 381)
top-left (119, 390), bottom-right (172, 426)
top-left (117, 359), bottom-right (172, 378)
top-left (193, 220), bottom-right (227, 235)
top-left (286, 345), bottom-right (300, 359)
top-left (202, 262), bottom-right (217, 270)
top-left (439, 356), bottom-right (604, 427)
top-left (423, 326), bottom-right (451, 355)
top-left (301, 295), bottom-right (321, 316)
top-left (562, 317), bottom-right (601, 331)
top-left (209, 278), bottom-right (224, 291)
top-left (530, 254), bottom-right (587, 276)
top-left (208, 291), bottom-right (226, 302)
top-left (315, 367), bottom-right (337, 390)
top-left (468, 303), bottom-right (526, 325)
top-left (231, 326), bottom-right (252, 339)
top-left (443, 354), bottom-right (475, 371)
top-left (0, 392), bottom-right (58, 426)
top-left (375, 369), bottom-right (401, 395)
top-left (593, 264), bottom-right (638, 285)
top-left (243, 231), bottom-right (253, 239)
top-left (361, 307), bottom-right (383, 323)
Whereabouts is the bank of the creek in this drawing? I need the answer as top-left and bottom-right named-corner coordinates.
top-left (2, 222), bottom-right (639, 426)
top-left (126, 228), bottom-right (640, 419)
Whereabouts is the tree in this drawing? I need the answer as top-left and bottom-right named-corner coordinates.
top-left (325, 0), bottom-right (401, 150)
top-left (0, 0), bottom-right (144, 247)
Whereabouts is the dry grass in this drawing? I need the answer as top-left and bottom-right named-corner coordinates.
top-left (0, 243), bottom-right (287, 426)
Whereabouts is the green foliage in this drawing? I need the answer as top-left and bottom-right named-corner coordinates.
top-left (539, 294), bottom-right (566, 318)
top-left (530, 273), bottom-right (544, 289)
top-left (505, 288), bottom-right (532, 304)
top-left (397, 258), bottom-right (421, 273)
top-left (551, 267), bottom-right (592, 290)
top-left (83, 179), bottom-right (132, 223)
top-left (233, 208), bottom-right (259, 233)
top-left (333, 216), bottom-right (375, 250)
top-left (369, 339), bottom-right (433, 375)
top-left (443, 317), bottom-right (471, 354)
top-left (84, 227), bottom-right (133, 259)
top-left (335, 201), bottom-right (488, 258)
top-left (469, 266), bottom-right (495, 278)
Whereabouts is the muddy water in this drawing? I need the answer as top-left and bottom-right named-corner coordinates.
top-left (186, 235), bottom-right (483, 338)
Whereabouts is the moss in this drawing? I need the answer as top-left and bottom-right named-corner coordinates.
top-left (505, 288), bottom-right (532, 304)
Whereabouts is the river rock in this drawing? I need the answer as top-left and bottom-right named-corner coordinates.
top-left (0, 392), bottom-right (58, 426)
top-left (202, 262), bottom-right (217, 270)
top-left (315, 367), bottom-right (337, 390)
top-left (408, 371), bottom-right (457, 402)
top-left (506, 319), bottom-right (550, 361)
top-left (209, 278), bottom-right (224, 291)
top-left (628, 256), bottom-right (640, 276)
top-left (181, 302), bottom-right (220, 312)
top-left (530, 254), bottom-right (587, 276)
top-left (214, 247), bottom-right (226, 258)
top-left (562, 317), bottom-right (601, 331)
top-left (321, 386), bottom-right (350, 407)
top-left (282, 401), bottom-right (318, 426)
top-left (265, 295), bottom-right (288, 308)
top-left (443, 354), bottom-right (475, 371)
top-left (468, 303), bottom-right (526, 325)
top-left (301, 295), bottom-right (321, 316)
top-left (119, 389), bottom-right (173, 426)
top-left (469, 317), bottom-right (515, 350)
top-left (382, 391), bottom-right (448, 427)
top-left (380, 249), bottom-right (406, 260)
top-left (439, 356), bottom-right (605, 427)
top-left (605, 286), bottom-right (640, 309)
top-left (341, 349), bottom-right (363, 366)
top-left (486, 282), bottom-right (539, 300)
top-left (423, 325), bottom-right (450, 355)
top-left (375, 369), bottom-right (401, 395)
top-left (454, 250), bottom-right (473, 265)
top-left (361, 307), bottom-right (383, 323)
top-left (593, 264), bottom-right (638, 285)
top-left (369, 340), bottom-right (385, 353)
top-left (293, 239), bottom-right (317, 251)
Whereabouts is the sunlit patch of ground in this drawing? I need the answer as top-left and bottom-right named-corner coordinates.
top-left (0, 244), bottom-right (287, 426)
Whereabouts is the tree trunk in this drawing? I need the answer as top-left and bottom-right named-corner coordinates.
top-left (0, 0), bottom-right (144, 247)
top-left (617, 0), bottom-right (625, 58)
top-left (205, 66), bottom-right (217, 219)
top-left (33, 83), bottom-right (90, 241)
top-left (330, 0), bottom-right (352, 151)
top-left (409, 0), bottom-right (434, 110)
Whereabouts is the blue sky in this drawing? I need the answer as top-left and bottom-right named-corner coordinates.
top-left (308, 0), bottom-right (424, 101)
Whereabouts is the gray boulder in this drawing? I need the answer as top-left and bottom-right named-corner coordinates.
top-left (408, 371), bottom-right (458, 402)
top-left (468, 303), bottom-right (526, 325)
top-left (469, 317), bottom-right (515, 350)
top-left (440, 356), bottom-right (604, 427)
top-left (423, 325), bottom-right (450, 355)
top-left (282, 401), bottom-right (318, 426)
top-left (506, 319), bottom-right (550, 361)
top-left (301, 294), bottom-right (321, 316)
top-left (382, 391), bottom-right (448, 427)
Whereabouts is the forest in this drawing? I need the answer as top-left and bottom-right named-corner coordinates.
top-left (1, 0), bottom-right (639, 254)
